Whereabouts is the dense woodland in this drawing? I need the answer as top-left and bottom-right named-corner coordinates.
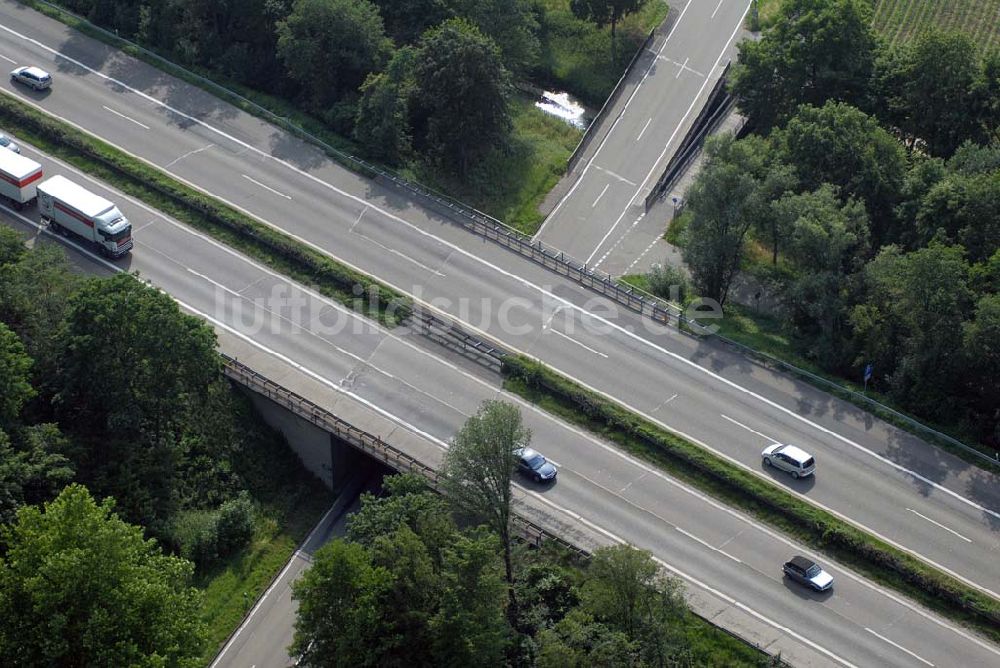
top-left (291, 472), bottom-right (772, 667)
top-left (0, 230), bottom-right (331, 664)
top-left (671, 0), bottom-right (999, 446)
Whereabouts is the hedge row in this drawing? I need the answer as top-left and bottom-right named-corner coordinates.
top-left (0, 93), bottom-right (411, 326)
top-left (502, 355), bottom-right (1000, 639)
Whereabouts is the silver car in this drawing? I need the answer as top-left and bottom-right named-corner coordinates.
top-left (11, 66), bottom-right (52, 90)
top-left (783, 555), bottom-right (834, 591)
top-left (762, 443), bottom-right (815, 478)
top-left (0, 132), bottom-right (19, 153)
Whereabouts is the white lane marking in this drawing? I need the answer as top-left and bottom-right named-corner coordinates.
top-left (241, 174), bottom-right (291, 200)
top-left (0, 54), bottom-right (15, 63)
top-left (549, 328), bottom-right (609, 358)
top-left (4, 202), bottom-right (999, 663)
top-left (659, 55), bottom-right (705, 78)
top-left (583, 3), bottom-right (750, 264)
top-left (653, 393), bottom-right (678, 411)
top-left (675, 56), bottom-right (690, 79)
top-left (591, 183), bottom-right (610, 208)
top-left (533, 0), bottom-right (695, 237)
top-left (592, 212), bottom-right (645, 269)
top-left (16, 86), bottom-right (1000, 601)
top-left (865, 628), bottom-right (935, 667)
top-left (349, 206), bottom-right (367, 233)
top-left (637, 117), bottom-right (653, 141)
top-left (593, 164), bottom-right (637, 186)
top-left (676, 527), bottom-right (742, 563)
top-left (163, 143), bottom-right (214, 168)
top-left (907, 509), bottom-right (973, 544)
top-left (101, 104), bottom-right (149, 129)
top-left (721, 414), bottom-right (778, 443)
top-left (187, 267), bottom-right (240, 298)
top-left (350, 228), bottom-right (446, 277)
top-left (542, 304), bottom-right (567, 329)
top-left (624, 236), bottom-right (662, 274)
top-left (7, 15), bottom-right (999, 590)
top-left (712, 0), bottom-right (726, 19)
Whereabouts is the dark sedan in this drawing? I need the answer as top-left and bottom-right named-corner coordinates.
top-left (515, 447), bottom-right (557, 483)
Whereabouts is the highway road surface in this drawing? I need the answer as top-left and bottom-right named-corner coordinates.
top-left (535, 0), bottom-right (751, 271)
top-left (3, 141), bottom-right (999, 668)
top-left (0, 0), bottom-right (996, 605)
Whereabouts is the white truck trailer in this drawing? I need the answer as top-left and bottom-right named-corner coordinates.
top-left (0, 149), bottom-right (43, 210)
top-left (37, 175), bottom-right (133, 257)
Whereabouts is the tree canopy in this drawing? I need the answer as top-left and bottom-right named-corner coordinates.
top-left (0, 485), bottom-right (205, 667)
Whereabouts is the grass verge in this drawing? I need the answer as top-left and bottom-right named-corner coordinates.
top-left (501, 355), bottom-right (1000, 642)
top-left (536, 0), bottom-right (671, 105)
top-left (0, 92), bottom-right (411, 327)
top-left (411, 96), bottom-right (581, 235)
top-left (195, 391), bottom-right (336, 664)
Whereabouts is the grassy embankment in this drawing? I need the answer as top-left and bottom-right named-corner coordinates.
top-left (195, 397), bottom-right (335, 664)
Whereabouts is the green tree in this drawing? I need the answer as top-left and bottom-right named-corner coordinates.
top-left (569, 0), bottom-right (642, 64)
top-left (57, 273), bottom-right (218, 441)
top-left (0, 425), bottom-right (74, 526)
top-left (452, 0), bottom-right (540, 73)
top-left (537, 608), bottom-right (639, 667)
top-left (0, 226), bottom-right (25, 266)
top-left (354, 47), bottom-right (416, 164)
top-left (581, 544), bottom-right (688, 665)
top-left (730, 0), bottom-right (876, 132)
top-left (775, 101), bottom-right (905, 245)
top-left (55, 274), bottom-right (219, 527)
top-left (915, 169), bottom-right (1000, 263)
top-left (412, 18), bottom-right (512, 173)
top-left (441, 400), bottom-right (528, 599)
top-left (291, 539), bottom-right (393, 667)
top-left (276, 0), bottom-right (392, 113)
top-left (875, 30), bottom-right (988, 157)
top-left (773, 186), bottom-right (869, 367)
top-left (373, 0), bottom-right (451, 43)
top-left (0, 322), bottom-right (33, 430)
top-left (0, 485), bottom-right (204, 666)
top-left (963, 295), bottom-right (1000, 444)
top-left (0, 243), bottom-right (75, 386)
top-left (428, 527), bottom-right (510, 665)
top-left (680, 135), bottom-right (761, 305)
top-left (856, 243), bottom-right (973, 419)
top-left (347, 473), bottom-right (453, 554)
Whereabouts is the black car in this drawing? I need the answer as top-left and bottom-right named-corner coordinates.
top-left (515, 447), bottom-right (557, 483)
top-left (783, 555), bottom-right (834, 591)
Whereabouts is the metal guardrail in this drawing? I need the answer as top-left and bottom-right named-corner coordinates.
top-left (404, 308), bottom-right (508, 373)
top-left (645, 62), bottom-right (736, 211)
top-left (220, 353), bottom-right (581, 554)
top-left (43, 0), bottom-right (994, 465)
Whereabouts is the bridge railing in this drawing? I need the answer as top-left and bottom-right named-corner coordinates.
top-left (220, 353), bottom-right (583, 554)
